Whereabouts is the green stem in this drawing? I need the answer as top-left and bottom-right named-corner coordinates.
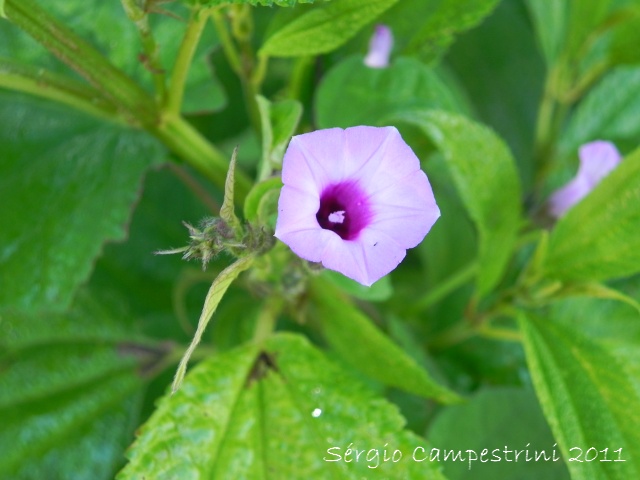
top-left (4, 0), bottom-right (158, 126)
top-left (428, 321), bottom-right (475, 350)
top-left (166, 7), bottom-right (210, 115)
top-left (211, 9), bottom-right (243, 76)
top-left (0, 60), bottom-right (120, 121)
top-left (120, 0), bottom-right (167, 102)
top-left (212, 5), bottom-right (262, 133)
top-left (153, 114), bottom-right (252, 204)
top-left (408, 262), bottom-right (478, 314)
top-left (4, 0), bottom-right (253, 204)
top-left (252, 295), bottom-right (283, 344)
top-left (288, 55), bottom-right (313, 101)
top-left (477, 325), bottom-right (522, 342)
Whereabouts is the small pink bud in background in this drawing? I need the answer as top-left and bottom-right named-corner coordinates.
top-left (548, 140), bottom-right (621, 218)
top-left (364, 25), bottom-right (393, 69)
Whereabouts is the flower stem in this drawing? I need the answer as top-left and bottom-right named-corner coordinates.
top-left (252, 295), bottom-right (283, 344)
top-left (165, 7), bottom-right (211, 115)
top-left (408, 262), bottom-right (478, 314)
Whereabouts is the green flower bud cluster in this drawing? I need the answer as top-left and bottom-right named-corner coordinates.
top-left (175, 217), bottom-right (275, 269)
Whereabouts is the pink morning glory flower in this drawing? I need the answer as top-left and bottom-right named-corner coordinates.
top-left (548, 140), bottom-right (621, 218)
top-left (274, 126), bottom-right (440, 286)
top-left (364, 25), bottom-right (393, 68)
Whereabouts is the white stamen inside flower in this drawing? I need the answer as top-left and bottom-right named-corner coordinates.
top-left (328, 211), bottom-right (345, 224)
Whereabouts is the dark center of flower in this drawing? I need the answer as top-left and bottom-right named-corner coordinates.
top-left (316, 181), bottom-right (371, 240)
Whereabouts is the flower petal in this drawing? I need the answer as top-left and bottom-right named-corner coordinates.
top-left (282, 128), bottom-right (346, 190)
top-left (578, 140), bottom-right (621, 187)
top-left (368, 171), bottom-right (440, 247)
top-left (274, 185), bottom-right (320, 236)
top-left (276, 228), bottom-right (337, 264)
top-left (343, 126), bottom-right (421, 194)
top-left (548, 176), bottom-right (590, 218)
top-left (321, 228), bottom-right (406, 286)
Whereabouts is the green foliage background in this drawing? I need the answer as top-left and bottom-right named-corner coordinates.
top-left (1, 0), bottom-right (640, 478)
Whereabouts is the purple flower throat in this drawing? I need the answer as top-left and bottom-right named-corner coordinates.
top-left (316, 181), bottom-right (371, 240)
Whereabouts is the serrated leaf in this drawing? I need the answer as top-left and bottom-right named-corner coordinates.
top-left (172, 254), bottom-right (256, 392)
top-left (316, 56), bottom-right (467, 129)
top-left (543, 147), bottom-right (640, 282)
top-left (0, 291), bottom-right (149, 479)
top-left (310, 277), bottom-right (461, 404)
top-left (546, 293), bottom-right (640, 394)
top-left (0, 92), bottom-right (164, 312)
top-left (519, 310), bottom-right (640, 480)
top-left (393, 110), bottom-right (522, 296)
top-left (560, 67), bottom-right (640, 155)
top-left (256, 95), bottom-right (302, 180)
top-left (428, 387), bottom-right (570, 480)
top-left (260, 0), bottom-right (399, 57)
top-left (120, 333), bottom-right (448, 479)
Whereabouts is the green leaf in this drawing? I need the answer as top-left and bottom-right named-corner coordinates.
top-left (445, 0), bottom-right (544, 183)
top-left (316, 56), bottom-right (467, 129)
top-left (0, 1), bottom-right (223, 114)
top-left (0, 291), bottom-right (149, 479)
top-left (219, 147), bottom-right (242, 233)
top-left (120, 333), bottom-right (447, 479)
top-left (391, 0), bottom-right (501, 62)
top-left (260, 0), bottom-right (399, 57)
top-left (172, 254), bottom-right (256, 392)
top-left (525, 0), bottom-right (568, 65)
top-left (243, 176), bottom-right (283, 223)
top-left (543, 147), bottom-right (640, 282)
top-left (546, 292), bottom-right (640, 393)
top-left (256, 95), bottom-right (302, 180)
top-left (310, 277), bottom-right (461, 404)
top-left (0, 92), bottom-right (164, 312)
top-left (609, 6), bottom-right (640, 65)
top-left (322, 269), bottom-right (393, 302)
top-left (565, 0), bottom-right (614, 57)
top-left (560, 66), bottom-right (640, 155)
top-left (519, 310), bottom-right (640, 480)
top-left (185, 0), bottom-right (326, 7)
top-left (428, 387), bottom-right (570, 480)
top-left (393, 110), bottom-right (522, 296)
